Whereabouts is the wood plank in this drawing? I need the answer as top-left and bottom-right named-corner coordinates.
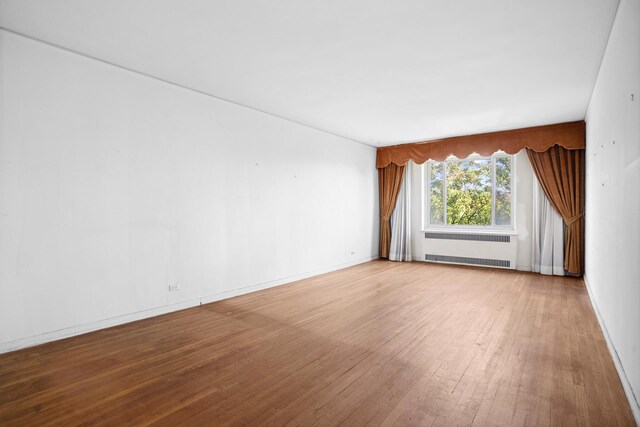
top-left (0, 261), bottom-right (634, 426)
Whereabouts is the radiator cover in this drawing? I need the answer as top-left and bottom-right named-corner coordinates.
top-left (422, 231), bottom-right (517, 269)
top-left (425, 254), bottom-right (511, 268)
top-left (424, 232), bottom-right (510, 243)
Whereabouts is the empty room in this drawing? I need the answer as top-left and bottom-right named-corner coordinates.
top-left (0, 0), bottom-right (639, 425)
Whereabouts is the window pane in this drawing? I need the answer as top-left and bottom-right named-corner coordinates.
top-left (446, 159), bottom-right (492, 226)
top-left (495, 156), bottom-right (512, 226)
top-left (429, 163), bottom-right (444, 224)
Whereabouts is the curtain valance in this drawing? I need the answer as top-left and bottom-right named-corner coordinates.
top-left (376, 121), bottom-right (585, 168)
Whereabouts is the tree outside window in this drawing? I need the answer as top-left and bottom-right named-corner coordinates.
top-left (426, 153), bottom-right (513, 229)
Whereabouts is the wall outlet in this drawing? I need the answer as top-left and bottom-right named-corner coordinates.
top-left (168, 284), bottom-right (181, 292)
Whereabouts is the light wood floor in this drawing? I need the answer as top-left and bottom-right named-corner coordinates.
top-left (0, 261), bottom-right (634, 426)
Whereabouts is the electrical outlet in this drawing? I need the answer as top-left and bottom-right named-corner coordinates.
top-left (168, 284), bottom-right (181, 292)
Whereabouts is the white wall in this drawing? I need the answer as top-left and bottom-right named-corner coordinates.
top-left (409, 151), bottom-right (534, 270)
top-left (584, 0), bottom-right (640, 420)
top-left (0, 30), bottom-right (379, 351)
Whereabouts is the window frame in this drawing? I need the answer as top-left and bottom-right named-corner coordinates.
top-left (422, 152), bottom-right (516, 233)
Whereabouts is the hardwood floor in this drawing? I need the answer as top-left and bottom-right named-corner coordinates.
top-left (0, 261), bottom-right (634, 426)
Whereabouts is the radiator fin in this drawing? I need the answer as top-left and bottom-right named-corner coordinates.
top-left (425, 254), bottom-right (511, 268)
top-left (424, 232), bottom-right (510, 243)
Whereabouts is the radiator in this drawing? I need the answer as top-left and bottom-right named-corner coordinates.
top-left (422, 231), bottom-right (517, 269)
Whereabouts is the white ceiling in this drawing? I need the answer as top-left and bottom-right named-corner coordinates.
top-left (0, 0), bottom-right (619, 146)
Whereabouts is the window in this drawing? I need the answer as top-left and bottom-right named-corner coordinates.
top-left (425, 153), bottom-right (514, 230)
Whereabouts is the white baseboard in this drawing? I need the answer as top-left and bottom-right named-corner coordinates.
top-left (0, 298), bottom-right (202, 354)
top-left (0, 255), bottom-right (378, 355)
top-left (583, 275), bottom-right (640, 425)
top-left (200, 255), bottom-right (379, 305)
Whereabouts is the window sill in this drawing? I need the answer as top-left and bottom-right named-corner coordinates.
top-left (422, 227), bottom-right (518, 236)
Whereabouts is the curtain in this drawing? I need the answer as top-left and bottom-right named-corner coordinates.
top-left (389, 162), bottom-right (412, 261)
top-left (532, 180), bottom-right (564, 275)
top-left (526, 146), bottom-right (585, 275)
top-left (378, 163), bottom-right (405, 258)
top-left (377, 121), bottom-right (585, 168)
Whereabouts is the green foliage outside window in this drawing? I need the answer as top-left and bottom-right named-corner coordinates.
top-left (428, 155), bottom-right (512, 227)
top-left (495, 156), bottom-right (512, 225)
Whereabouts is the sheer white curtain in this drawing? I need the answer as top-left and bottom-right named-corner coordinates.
top-left (532, 180), bottom-right (564, 275)
top-left (389, 162), bottom-right (412, 261)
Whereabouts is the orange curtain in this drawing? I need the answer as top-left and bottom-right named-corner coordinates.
top-left (378, 163), bottom-right (405, 258)
top-left (376, 121), bottom-right (585, 168)
top-left (526, 146), bottom-right (585, 275)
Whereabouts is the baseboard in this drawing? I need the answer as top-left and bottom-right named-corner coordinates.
top-left (583, 275), bottom-right (640, 425)
top-left (0, 298), bottom-right (202, 354)
top-left (200, 255), bottom-right (379, 305)
top-left (0, 255), bottom-right (378, 355)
